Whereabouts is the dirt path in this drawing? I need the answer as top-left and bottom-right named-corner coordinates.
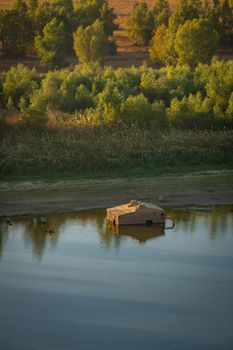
top-left (0, 171), bottom-right (233, 216)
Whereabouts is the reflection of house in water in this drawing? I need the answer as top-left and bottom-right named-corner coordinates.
top-left (106, 222), bottom-right (165, 244)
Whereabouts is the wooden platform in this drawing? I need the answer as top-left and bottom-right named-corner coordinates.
top-left (106, 200), bottom-right (165, 226)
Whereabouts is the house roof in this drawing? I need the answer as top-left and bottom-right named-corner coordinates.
top-left (107, 200), bottom-right (164, 217)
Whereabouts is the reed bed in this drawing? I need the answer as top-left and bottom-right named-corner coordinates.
top-left (1, 122), bottom-right (232, 176)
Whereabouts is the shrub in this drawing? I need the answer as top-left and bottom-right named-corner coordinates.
top-left (3, 64), bottom-right (38, 109)
top-left (121, 93), bottom-right (163, 126)
top-left (23, 89), bottom-right (48, 128)
top-left (167, 92), bottom-right (214, 129)
top-left (96, 82), bottom-right (124, 122)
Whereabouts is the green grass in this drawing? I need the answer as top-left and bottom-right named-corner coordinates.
top-left (0, 125), bottom-right (233, 181)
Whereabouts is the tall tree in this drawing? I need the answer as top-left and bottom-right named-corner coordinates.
top-left (126, 3), bottom-right (154, 46)
top-left (216, 0), bottom-right (233, 45)
top-left (169, 0), bottom-right (201, 31)
top-left (73, 20), bottom-right (108, 64)
top-left (175, 18), bottom-right (219, 67)
top-left (0, 0), bottom-right (33, 56)
top-left (149, 24), bottom-right (177, 65)
top-left (35, 18), bottom-right (67, 67)
top-left (153, 0), bottom-right (171, 29)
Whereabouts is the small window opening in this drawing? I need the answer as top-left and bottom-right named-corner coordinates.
top-left (146, 220), bottom-right (153, 226)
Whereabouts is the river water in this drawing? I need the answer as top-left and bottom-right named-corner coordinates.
top-left (0, 205), bottom-right (233, 350)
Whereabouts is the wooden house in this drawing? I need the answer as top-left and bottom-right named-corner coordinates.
top-left (106, 200), bottom-right (165, 226)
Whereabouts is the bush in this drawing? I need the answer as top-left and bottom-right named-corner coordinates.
top-left (121, 93), bottom-right (164, 126)
top-left (167, 92), bottom-right (214, 129)
top-left (23, 89), bottom-right (48, 128)
top-left (3, 64), bottom-right (38, 109)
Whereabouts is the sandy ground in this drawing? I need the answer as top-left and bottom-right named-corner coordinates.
top-left (0, 171), bottom-right (233, 216)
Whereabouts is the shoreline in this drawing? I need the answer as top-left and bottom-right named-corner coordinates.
top-left (1, 171), bottom-right (233, 216)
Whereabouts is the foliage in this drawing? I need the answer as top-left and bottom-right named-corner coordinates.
top-left (0, 60), bottom-right (232, 130)
top-left (3, 64), bottom-right (38, 109)
top-left (96, 82), bottom-right (123, 122)
top-left (35, 18), bottom-right (68, 67)
top-left (167, 92), bottom-right (213, 129)
top-left (195, 59), bottom-right (233, 124)
top-left (212, 0), bottom-right (233, 45)
top-left (169, 0), bottom-right (200, 31)
top-left (121, 93), bottom-right (166, 126)
top-left (23, 89), bottom-right (48, 128)
top-left (0, 0), bottom-right (116, 61)
top-left (149, 25), bottom-right (177, 65)
top-left (175, 18), bottom-right (219, 67)
top-left (126, 2), bottom-right (154, 46)
top-left (0, 0), bottom-right (33, 56)
top-left (152, 0), bottom-right (171, 29)
top-left (73, 20), bottom-right (108, 64)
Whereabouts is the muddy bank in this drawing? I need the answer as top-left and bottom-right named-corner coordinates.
top-left (0, 171), bottom-right (233, 216)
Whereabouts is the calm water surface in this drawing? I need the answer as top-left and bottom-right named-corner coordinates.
top-left (0, 205), bottom-right (233, 350)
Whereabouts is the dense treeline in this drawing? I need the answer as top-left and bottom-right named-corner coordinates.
top-left (0, 0), bottom-right (232, 68)
top-left (0, 59), bottom-right (232, 130)
top-left (127, 0), bottom-right (233, 46)
top-left (0, 0), bottom-right (117, 66)
top-left (127, 0), bottom-right (233, 66)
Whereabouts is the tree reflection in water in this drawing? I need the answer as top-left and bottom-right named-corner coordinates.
top-left (0, 205), bottom-right (232, 258)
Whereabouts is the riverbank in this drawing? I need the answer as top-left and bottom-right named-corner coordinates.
top-left (1, 170), bottom-right (233, 216)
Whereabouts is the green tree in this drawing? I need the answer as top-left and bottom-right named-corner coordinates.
top-left (121, 93), bottom-right (165, 126)
top-left (75, 84), bottom-right (94, 110)
top-left (215, 0), bottom-right (233, 45)
top-left (73, 20), bottom-right (108, 64)
top-left (175, 18), bottom-right (219, 67)
top-left (0, 0), bottom-right (33, 56)
top-left (96, 82), bottom-right (123, 122)
top-left (99, 0), bottom-right (117, 36)
top-left (3, 64), bottom-right (38, 109)
top-left (73, 0), bottom-right (117, 35)
top-left (167, 92), bottom-right (213, 129)
top-left (195, 59), bottom-right (233, 121)
top-left (126, 2), bottom-right (154, 46)
top-left (35, 18), bottom-right (67, 67)
top-left (149, 25), bottom-right (177, 65)
top-left (153, 0), bottom-right (171, 29)
top-left (169, 0), bottom-right (201, 31)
